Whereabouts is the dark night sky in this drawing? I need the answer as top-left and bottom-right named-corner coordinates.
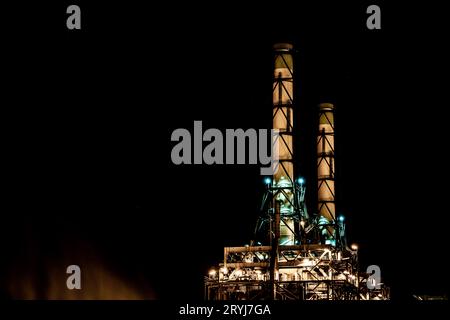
top-left (2, 1), bottom-right (449, 300)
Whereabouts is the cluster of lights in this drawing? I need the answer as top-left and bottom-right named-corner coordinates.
top-left (263, 177), bottom-right (305, 185)
top-left (209, 267), bottom-right (231, 280)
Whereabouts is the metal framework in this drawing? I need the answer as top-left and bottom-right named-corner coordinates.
top-left (205, 43), bottom-right (389, 301)
top-left (205, 243), bottom-right (389, 300)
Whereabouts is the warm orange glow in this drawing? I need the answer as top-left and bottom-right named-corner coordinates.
top-left (6, 245), bottom-right (154, 300)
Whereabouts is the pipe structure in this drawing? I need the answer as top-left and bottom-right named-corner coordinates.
top-left (272, 43), bottom-right (295, 245)
top-left (317, 103), bottom-right (336, 244)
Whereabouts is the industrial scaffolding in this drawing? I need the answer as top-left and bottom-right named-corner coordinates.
top-left (205, 43), bottom-right (389, 300)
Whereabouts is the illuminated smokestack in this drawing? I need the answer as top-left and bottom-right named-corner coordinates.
top-left (317, 103), bottom-right (336, 244)
top-left (272, 43), bottom-right (295, 245)
top-left (273, 43), bottom-right (294, 184)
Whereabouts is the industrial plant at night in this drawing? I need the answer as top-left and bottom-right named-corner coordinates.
top-left (5, 3), bottom-right (448, 311)
top-left (205, 43), bottom-right (389, 301)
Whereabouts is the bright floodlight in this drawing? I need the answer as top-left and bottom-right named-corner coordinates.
top-left (351, 244), bottom-right (358, 250)
top-left (338, 215), bottom-right (345, 222)
top-left (264, 177), bottom-right (272, 185)
top-left (297, 177), bottom-right (305, 184)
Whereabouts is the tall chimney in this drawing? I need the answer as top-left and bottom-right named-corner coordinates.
top-left (317, 103), bottom-right (336, 244)
top-left (272, 43), bottom-right (295, 245)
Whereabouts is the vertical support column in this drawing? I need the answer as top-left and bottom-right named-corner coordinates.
top-left (317, 103), bottom-right (336, 244)
top-left (270, 200), bottom-right (281, 300)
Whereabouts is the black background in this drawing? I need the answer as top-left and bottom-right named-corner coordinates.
top-left (2, 1), bottom-right (449, 301)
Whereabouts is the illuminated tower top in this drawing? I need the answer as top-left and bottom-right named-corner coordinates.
top-left (272, 43), bottom-right (294, 186)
